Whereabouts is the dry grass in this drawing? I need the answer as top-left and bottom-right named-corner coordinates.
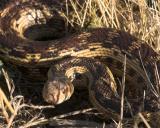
top-left (63, 0), bottom-right (160, 52)
top-left (0, 0), bottom-right (160, 128)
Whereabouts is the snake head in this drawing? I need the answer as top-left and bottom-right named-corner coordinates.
top-left (42, 77), bottom-right (74, 105)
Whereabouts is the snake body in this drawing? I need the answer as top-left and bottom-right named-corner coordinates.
top-left (0, 0), bottom-right (160, 122)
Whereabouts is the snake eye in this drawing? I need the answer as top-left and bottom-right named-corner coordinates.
top-left (73, 73), bottom-right (83, 80)
top-left (70, 73), bottom-right (83, 82)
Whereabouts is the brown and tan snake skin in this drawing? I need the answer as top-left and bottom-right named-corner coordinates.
top-left (0, 0), bottom-right (160, 124)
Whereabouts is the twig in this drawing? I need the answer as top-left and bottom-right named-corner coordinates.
top-left (21, 104), bottom-right (55, 109)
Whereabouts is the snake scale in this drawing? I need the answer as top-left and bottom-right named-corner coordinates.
top-left (0, 0), bottom-right (160, 123)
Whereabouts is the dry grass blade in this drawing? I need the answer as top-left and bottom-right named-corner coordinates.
top-left (69, 0), bottom-right (82, 24)
top-left (118, 55), bottom-right (126, 128)
top-left (1, 69), bottom-right (12, 93)
top-left (51, 108), bottom-right (95, 119)
top-left (0, 67), bottom-right (15, 123)
top-left (138, 113), bottom-right (151, 128)
top-left (95, 0), bottom-right (109, 26)
top-left (0, 92), bottom-right (10, 123)
top-left (49, 119), bottom-right (109, 127)
top-left (7, 97), bottom-right (23, 128)
top-left (138, 51), bottom-right (159, 97)
top-left (81, 0), bottom-right (89, 27)
top-left (19, 108), bottom-right (95, 128)
top-left (0, 66), bottom-right (20, 127)
top-left (21, 119), bottom-right (111, 128)
top-left (0, 88), bottom-right (14, 115)
top-left (154, 63), bottom-right (160, 95)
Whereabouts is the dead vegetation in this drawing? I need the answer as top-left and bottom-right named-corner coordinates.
top-left (0, 0), bottom-right (160, 128)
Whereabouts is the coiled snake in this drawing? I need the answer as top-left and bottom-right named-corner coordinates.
top-left (0, 0), bottom-right (160, 123)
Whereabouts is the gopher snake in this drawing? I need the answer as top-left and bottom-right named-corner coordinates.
top-left (0, 0), bottom-right (160, 124)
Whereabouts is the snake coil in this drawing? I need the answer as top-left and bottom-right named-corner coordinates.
top-left (0, 0), bottom-right (159, 125)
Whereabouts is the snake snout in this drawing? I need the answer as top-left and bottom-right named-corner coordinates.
top-left (42, 78), bottom-right (74, 105)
